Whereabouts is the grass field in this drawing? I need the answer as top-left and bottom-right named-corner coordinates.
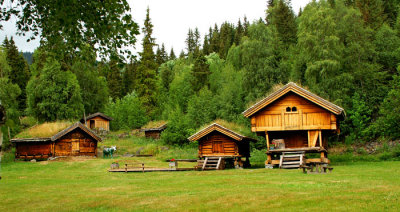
top-left (1, 156), bottom-right (399, 211)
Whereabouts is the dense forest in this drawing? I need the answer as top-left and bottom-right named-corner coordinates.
top-left (1, 0), bottom-right (400, 149)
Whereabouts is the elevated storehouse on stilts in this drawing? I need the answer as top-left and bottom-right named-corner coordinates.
top-left (243, 82), bottom-right (344, 167)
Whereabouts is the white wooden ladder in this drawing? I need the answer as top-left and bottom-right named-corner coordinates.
top-left (199, 157), bottom-right (223, 170)
top-left (279, 151), bottom-right (305, 169)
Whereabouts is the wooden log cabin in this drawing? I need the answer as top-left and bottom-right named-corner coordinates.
top-left (81, 112), bottom-right (112, 131)
top-left (141, 124), bottom-right (167, 139)
top-left (242, 82), bottom-right (345, 166)
top-left (188, 123), bottom-right (256, 169)
top-left (11, 122), bottom-right (102, 160)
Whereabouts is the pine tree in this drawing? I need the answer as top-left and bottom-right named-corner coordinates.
top-left (136, 7), bottom-right (158, 114)
top-left (234, 19), bottom-right (244, 45)
top-left (3, 37), bottom-right (30, 111)
top-left (355, 0), bottom-right (386, 29)
top-left (123, 59), bottom-right (137, 95)
top-left (179, 50), bottom-right (186, 58)
top-left (266, 0), bottom-right (297, 47)
top-left (107, 57), bottom-right (123, 99)
top-left (202, 35), bottom-right (210, 55)
top-left (210, 24), bottom-right (220, 53)
top-left (191, 52), bottom-right (210, 92)
top-left (169, 48), bottom-right (176, 60)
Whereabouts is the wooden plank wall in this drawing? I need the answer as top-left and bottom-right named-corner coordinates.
top-left (86, 117), bottom-right (109, 131)
top-left (15, 142), bottom-right (52, 158)
top-left (145, 131), bottom-right (161, 139)
top-left (252, 93), bottom-right (337, 131)
top-left (199, 131), bottom-right (240, 157)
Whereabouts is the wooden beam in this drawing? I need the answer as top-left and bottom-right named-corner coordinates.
top-left (265, 131), bottom-right (270, 150)
top-left (319, 130), bottom-right (322, 147)
top-left (307, 131), bottom-right (310, 147)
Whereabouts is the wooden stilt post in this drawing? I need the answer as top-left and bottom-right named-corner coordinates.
top-left (265, 131), bottom-right (270, 150)
top-left (319, 130), bottom-right (322, 147)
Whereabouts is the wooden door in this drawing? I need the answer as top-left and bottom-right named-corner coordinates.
top-left (212, 141), bottom-right (224, 153)
top-left (72, 140), bottom-right (80, 154)
top-left (90, 120), bottom-right (95, 129)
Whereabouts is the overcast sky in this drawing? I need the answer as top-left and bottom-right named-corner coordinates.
top-left (0, 0), bottom-right (311, 54)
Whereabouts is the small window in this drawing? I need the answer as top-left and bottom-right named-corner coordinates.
top-left (286, 107), bottom-right (291, 112)
top-left (292, 107), bottom-right (297, 112)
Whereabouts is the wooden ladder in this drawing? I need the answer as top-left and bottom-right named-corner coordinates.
top-left (279, 151), bottom-right (305, 169)
top-left (197, 157), bottom-right (223, 170)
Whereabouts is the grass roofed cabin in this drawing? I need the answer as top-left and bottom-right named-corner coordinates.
top-left (141, 120), bottom-right (167, 139)
top-left (11, 122), bottom-right (102, 160)
top-left (188, 120), bottom-right (256, 169)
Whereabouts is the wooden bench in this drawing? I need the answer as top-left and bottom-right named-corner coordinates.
top-left (300, 163), bottom-right (333, 174)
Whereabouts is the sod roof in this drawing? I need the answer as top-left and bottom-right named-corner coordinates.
top-left (15, 121), bottom-right (73, 139)
top-left (188, 119), bottom-right (256, 142)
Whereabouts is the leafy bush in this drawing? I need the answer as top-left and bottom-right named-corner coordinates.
top-left (104, 92), bottom-right (149, 131)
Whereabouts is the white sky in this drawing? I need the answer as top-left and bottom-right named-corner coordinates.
top-left (0, 0), bottom-right (311, 54)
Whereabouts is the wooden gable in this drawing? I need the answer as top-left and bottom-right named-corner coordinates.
top-left (243, 83), bottom-right (344, 132)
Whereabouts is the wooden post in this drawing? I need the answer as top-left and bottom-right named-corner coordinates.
top-left (265, 131), bottom-right (270, 150)
top-left (307, 131), bottom-right (310, 147)
top-left (267, 154), bottom-right (272, 164)
top-left (319, 130), bottom-right (322, 147)
top-left (125, 164), bottom-right (128, 173)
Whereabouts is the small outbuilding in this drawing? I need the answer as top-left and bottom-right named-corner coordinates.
top-left (243, 82), bottom-right (345, 167)
top-left (141, 121), bottom-right (167, 139)
top-left (81, 112), bottom-right (112, 131)
top-left (188, 122), bottom-right (256, 169)
top-left (11, 122), bottom-right (102, 160)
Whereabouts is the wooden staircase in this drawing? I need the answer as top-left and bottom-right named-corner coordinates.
top-left (279, 151), bottom-right (305, 169)
top-left (197, 157), bottom-right (224, 170)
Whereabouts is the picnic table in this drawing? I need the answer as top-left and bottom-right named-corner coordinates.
top-left (300, 162), bottom-right (333, 174)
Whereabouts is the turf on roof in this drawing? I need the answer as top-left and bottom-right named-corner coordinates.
top-left (196, 119), bottom-right (254, 139)
top-left (15, 121), bottom-right (73, 138)
top-left (142, 120), bottom-right (167, 129)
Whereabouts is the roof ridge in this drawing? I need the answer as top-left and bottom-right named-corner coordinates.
top-left (242, 82), bottom-right (344, 117)
top-left (188, 122), bottom-right (247, 142)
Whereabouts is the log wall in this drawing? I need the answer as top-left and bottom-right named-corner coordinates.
top-left (145, 131), bottom-right (162, 139)
top-left (198, 131), bottom-right (249, 157)
top-left (54, 128), bottom-right (97, 157)
top-left (15, 142), bottom-right (52, 158)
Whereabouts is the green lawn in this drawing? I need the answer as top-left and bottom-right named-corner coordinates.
top-left (1, 156), bottom-right (399, 211)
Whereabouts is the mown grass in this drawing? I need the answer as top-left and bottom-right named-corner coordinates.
top-left (1, 156), bottom-right (399, 211)
top-left (101, 134), bottom-right (198, 162)
top-left (2, 135), bottom-right (400, 211)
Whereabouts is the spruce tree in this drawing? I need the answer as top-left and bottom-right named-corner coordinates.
top-left (234, 19), bottom-right (244, 45)
top-left (136, 7), bottom-right (158, 114)
top-left (123, 59), bottom-right (137, 95)
top-left (191, 52), bottom-right (210, 92)
top-left (169, 48), bottom-right (176, 60)
top-left (355, 0), bottom-right (386, 29)
top-left (266, 0), bottom-right (297, 47)
top-left (3, 37), bottom-right (30, 111)
top-left (107, 57), bottom-right (123, 99)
